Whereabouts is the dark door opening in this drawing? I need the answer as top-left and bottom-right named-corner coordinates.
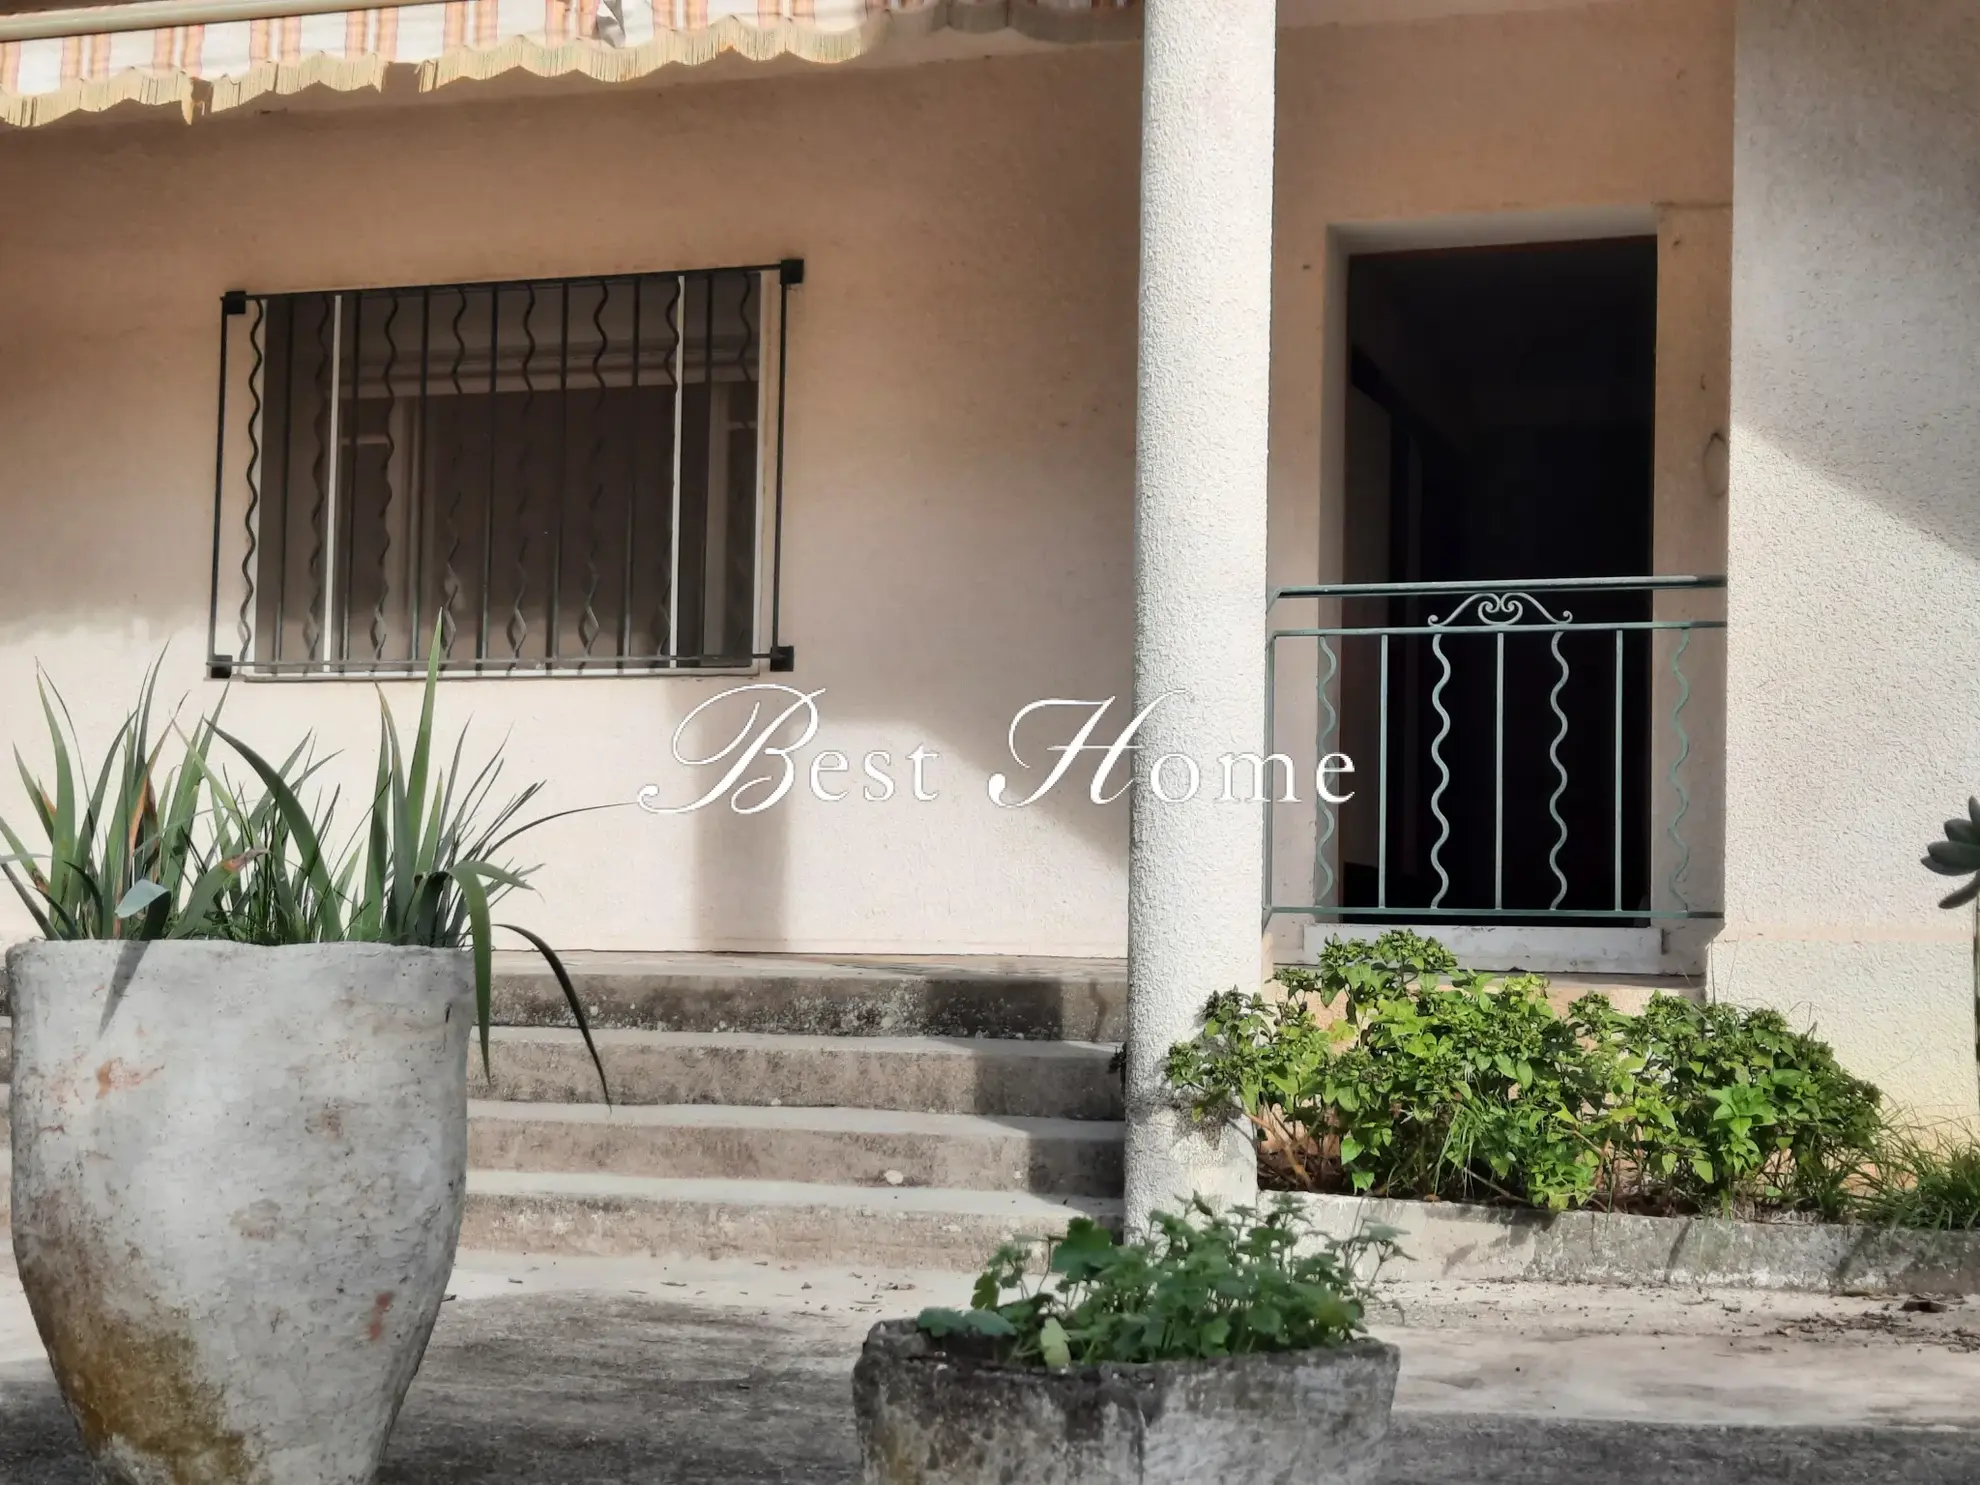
top-left (1338, 237), bottom-right (1658, 922)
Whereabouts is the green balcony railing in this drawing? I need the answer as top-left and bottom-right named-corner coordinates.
top-left (1265, 575), bottom-right (1726, 926)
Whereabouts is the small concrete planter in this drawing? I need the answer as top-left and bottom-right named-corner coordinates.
top-left (9, 939), bottom-right (473, 1485)
top-left (1291, 1191), bottom-right (1980, 1295)
top-left (852, 1320), bottom-right (1400, 1484)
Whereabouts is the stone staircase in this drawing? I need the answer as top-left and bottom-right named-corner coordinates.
top-left (458, 954), bottom-right (1127, 1267)
top-left (0, 954), bottom-right (1126, 1267)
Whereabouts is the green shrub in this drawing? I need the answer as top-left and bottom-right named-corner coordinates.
top-left (916, 1199), bottom-right (1398, 1368)
top-left (1576, 988), bottom-right (1881, 1219)
top-left (1164, 930), bottom-right (1883, 1220)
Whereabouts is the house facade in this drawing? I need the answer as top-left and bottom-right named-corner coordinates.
top-left (2, 0), bottom-right (1976, 1213)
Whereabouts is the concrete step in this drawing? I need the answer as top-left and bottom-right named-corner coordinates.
top-left (489, 952), bottom-right (1126, 1040)
top-left (0, 960), bottom-right (1692, 1039)
top-left (461, 1168), bottom-right (1117, 1268)
top-left (0, 1150), bottom-right (1109, 1265)
top-left (470, 1026), bottom-right (1124, 1121)
top-left (3, 1026), bottom-right (1124, 1129)
top-left (468, 1100), bottom-right (1123, 1196)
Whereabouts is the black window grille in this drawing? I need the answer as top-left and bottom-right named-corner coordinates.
top-left (207, 261), bottom-right (799, 677)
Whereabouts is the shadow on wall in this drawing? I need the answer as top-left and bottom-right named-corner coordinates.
top-left (1725, 0), bottom-right (1980, 943)
top-left (1733, 1), bottom-right (1980, 568)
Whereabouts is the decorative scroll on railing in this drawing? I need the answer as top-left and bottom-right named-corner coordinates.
top-left (207, 261), bottom-right (797, 677)
top-left (1264, 576), bottom-right (1726, 925)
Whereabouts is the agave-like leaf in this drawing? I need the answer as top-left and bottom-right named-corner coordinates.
top-left (114, 879), bottom-right (170, 919)
top-left (76, 713), bottom-right (125, 848)
top-left (0, 814), bottom-right (51, 897)
top-left (168, 851), bottom-right (263, 940)
top-left (447, 752), bottom-right (509, 856)
top-left (116, 659), bottom-right (167, 910)
top-left (14, 752), bottom-right (53, 840)
top-left (75, 712), bottom-right (132, 933)
top-left (383, 700), bottom-right (417, 942)
top-left (66, 854), bottom-right (111, 940)
top-left (485, 803), bottom-right (615, 869)
top-left (41, 887), bottom-right (82, 941)
top-left (215, 726), bottom-right (347, 943)
top-left (500, 921), bottom-right (610, 1107)
top-left (352, 708), bottom-right (392, 943)
top-left (448, 863), bottom-right (498, 1077)
top-left (420, 727), bottom-right (470, 879)
top-left (268, 835), bottom-right (309, 940)
top-left (158, 704), bottom-right (226, 894)
top-left (0, 861), bottom-right (55, 938)
top-left (407, 869), bottom-right (451, 957)
top-left (34, 680), bottom-right (77, 910)
top-left (403, 619), bottom-right (441, 863)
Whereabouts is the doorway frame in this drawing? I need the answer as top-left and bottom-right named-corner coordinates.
top-left (1295, 203), bottom-right (1727, 977)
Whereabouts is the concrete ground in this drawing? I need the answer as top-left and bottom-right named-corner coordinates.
top-left (2, 1252), bottom-right (1979, 1482)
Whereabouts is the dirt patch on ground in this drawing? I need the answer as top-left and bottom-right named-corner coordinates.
top-left (1769, 1305), bottom-right (1980, 1353)
top-left (1370, 1279), bottom-right (1980, 1352)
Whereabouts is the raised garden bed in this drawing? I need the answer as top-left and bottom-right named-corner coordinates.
top-left (1291, 1191), bottom-right (1980, 1295)
top-left (1165, 931), bottom-right (1980, 1266)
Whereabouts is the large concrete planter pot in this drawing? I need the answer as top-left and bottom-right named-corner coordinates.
top-left (852, 1320), bottom-right (1400, 1484)
top-left (9, 939), bottom-right (472, 1485)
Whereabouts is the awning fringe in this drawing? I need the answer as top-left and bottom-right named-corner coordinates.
top-left (0, 0), bottom-right (1139, 129)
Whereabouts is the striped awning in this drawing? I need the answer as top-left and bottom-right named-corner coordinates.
top-left (0, 0), bottom-right (1139, 128)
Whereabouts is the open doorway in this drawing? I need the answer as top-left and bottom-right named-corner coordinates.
top-left (1337, 237), bottom-right (1658, 921)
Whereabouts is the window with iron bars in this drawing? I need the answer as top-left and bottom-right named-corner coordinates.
top-left (207, 262), bottom-right (798, 677)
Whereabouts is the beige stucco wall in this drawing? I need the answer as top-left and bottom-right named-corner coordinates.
top-left (0, 0), bottom-right (1731, 958)
top-left (1717, 0), bottom-right (1980, 1124)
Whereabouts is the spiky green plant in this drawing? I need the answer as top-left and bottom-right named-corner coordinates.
top-left (213, 624), bottom-right (608, 1096)
top-left (0, 660), bottom-right (256, 941)
top-left (2, 635), bottom-right (608, 1100)
top-left (1856, 1129), bottom-right (1980, 1231)
top-left (191, 741), bottom-right (340, 946)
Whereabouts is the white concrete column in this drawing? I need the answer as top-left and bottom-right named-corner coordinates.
top-left (1125, 0), bottom-right (1276, 1228)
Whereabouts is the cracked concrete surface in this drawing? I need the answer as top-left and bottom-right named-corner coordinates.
top-left (3, 1252), bottom-right (1979, 1481)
